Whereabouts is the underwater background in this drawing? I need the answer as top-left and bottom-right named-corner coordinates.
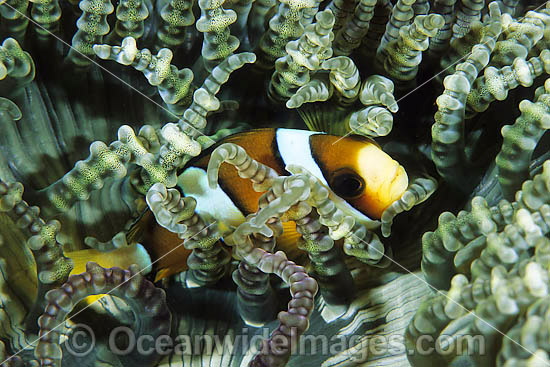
top-left (1, 0), bottom-right (550, 365)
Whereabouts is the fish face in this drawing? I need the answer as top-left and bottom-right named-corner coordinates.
top-left (310, 134), bottom-right (409, 221)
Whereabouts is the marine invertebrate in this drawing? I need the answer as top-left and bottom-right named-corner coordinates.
top-left (1, 0), bottom-right (550, 366)
top-left (147, 181), bottom-right (320, 367)
top-left (409, 160), bottom-right (550, 367)
top-left (35, 262), bottom-right (172, 367)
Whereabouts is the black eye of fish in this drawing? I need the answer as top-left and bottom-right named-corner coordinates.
top-left (331, 172), bottom-right (364, 198)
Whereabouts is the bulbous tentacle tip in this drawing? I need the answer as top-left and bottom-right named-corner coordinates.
top-left (0, 64), bottom-right (6, 80)
top-left (0, 97), bottom-right (22, 121)
top-left (84, 261), bottom-right (102, 273)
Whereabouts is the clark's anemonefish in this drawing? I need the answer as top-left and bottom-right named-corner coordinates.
top-left (66, 128), bottom-right (409, 282)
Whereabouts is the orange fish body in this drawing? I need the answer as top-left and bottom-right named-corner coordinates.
top-left (70, 129), bottom-right (409, 282)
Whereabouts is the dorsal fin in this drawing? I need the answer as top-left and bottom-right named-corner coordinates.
top-left (297, 103), bottom-right (349, 135)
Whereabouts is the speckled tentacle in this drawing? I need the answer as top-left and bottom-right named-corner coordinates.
top-left (471, 220), bottom-right (533, 280)
top-left (531, 9), bottom-right (550, 54)
top-left (208, 146), bottom-right (353, 308)
top-left (29, 0), bottom-right (60, 37)
top-left (405, 292), bottom-right (454, 366)
top-left (105, 0), bottom-right (149, 44)
top-left (359, 0), bottom-right (391, 63)
top-left (67, 0), bottom-right (114, 67)
top-left (233, 248), bottom-right (318, 367)
top-left (41, 52), bottom-right (252, 210)
top-left (407, 272), bottom-right (498, 366)
top-left (496, 80), bottom-right (550, 200)
top-left (452, 201), bottom-right (519, 276)
top-left (34, 262), bottom-right (171, 367)
top-left (427, 0), bottom-right (457, 58)
top-left (422, 168), bottom-right (550, 295)
top-left (498, 315), bottom-right (550, 367)
top-left (438, 20), bottom-right (483, 79)
top-left (382, 14), bottom-right (445, 91)
top-left (178, 52), bottom-right (257, 138)
top-left (359, 73), bottom-right (397, 111)
top-left (326, 0), bottom-right (358, 33)
top-left (207, 142), bottom-right (280, 192)
top-left (247, 0), bottom-right (276, 44)
top-left (232, 175), bottom-right (311, 250)
top-left (451, 0), bottom-right (485, 42)
top-left (412, 0), bottom-right (428, 14)
top-left (287, 165), bottom-right (390, 266)
top-left (354, 113), bottom-right (395, 140)
top-left (468, 50), bottom-right (550, 115)
top-left (375, 0), bottom-right (416, 66)
top-left (320, 56), bottom-right (360, 107)
top-left (226, 0), bottom-right (254, 41)
top-left (155, 0), bottom-right (193, 50)
top-left (381, 175), bottom-right (438, 237)
top-left (0, 0), bottom-right (30, 43)
top-left (0, 97), bottom-right (21, 122)
top-left (411, 276), bottom-right (493, 363)
top-left (332, 0), bottom-right (376, 56)
top-left (233, 217), bottom-right (282, 325)
top-left (229, 170), bottom-right (308, 324)
top-left (83, 231), bottom-right (131, 252)
top-left (268, 10), bottom-right (335, 104)
top-left (157, 122), bottom-right (203, 174)
top-left (254, 0), bottom-right (318, 70)
top-left (497, 287), bottom-right (550, 366)
top-left (146, 183), bottom-right (229, 285)
top-left (196, 0), bottom-right (239, 71)
top-left (0, 341), bottom-right (32, 367)
top-left (471, 205), bottom-right (550, 280)
top-left (207, 164), bottom-right (318, 364)
top-left (126, 117), bottom-right (223, 191)
top-left (490, 9), bottom-right (548, 68)
top-left (474, 263), bottom-right (548, 354)
top-left (286, 77), bottom-right (332, 108)
top-left (146, 183), bottom-right (195, 233)
top-left (0, 253), bottom-right (35, 354)
top-left (456, 169), bottom-right (550, 282)
top-left (431, 2), bottom-right (503, 190)
top-left (348, 74), bottom-right (397, 137)
top-left (412, 260), bottom-right (546, 366)
top-left (515, 160), bottom-right (550, 213)
top-left (411, 250), bottom-right (550, 367)
top-left (0, 180), bottom-right (73, 333)
top-left (343, 222), bottom-right (392, 266)
top-left (0, 38), bottom-right (35, 86)
top-left (39, 122), bottom-right (187, 212)
top-left (421, 196), bottom-right (512, 289)
top-left (39, 133), bottom-right (134, 213)
top-left (294, 209), bottom-right (355, 306)
top-left (94, 37), bottom-right (195, 115)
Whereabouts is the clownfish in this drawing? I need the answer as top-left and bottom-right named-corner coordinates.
top-left (66, 128), bottom-right (409, 282)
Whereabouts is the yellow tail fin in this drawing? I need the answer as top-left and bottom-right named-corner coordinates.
top-left (66, 243), bottom-right (152, 275)
top-left (65, 244), bottom-right (152, 305)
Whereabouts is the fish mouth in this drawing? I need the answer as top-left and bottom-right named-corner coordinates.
top-left (373, 161), bottom-right (409, 216)
top-left (387, 163), bottom-right (409, 203)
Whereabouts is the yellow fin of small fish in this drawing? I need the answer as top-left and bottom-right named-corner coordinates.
top-left (65, 243), bottom-right (152, 305)
top-left (277, 221), bottom-right (310, 266)
top-left (154, 267), bottom-right (178, 282)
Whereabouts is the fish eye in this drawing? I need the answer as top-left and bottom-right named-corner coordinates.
top-left (330, 171), bottom-right (364, 199)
